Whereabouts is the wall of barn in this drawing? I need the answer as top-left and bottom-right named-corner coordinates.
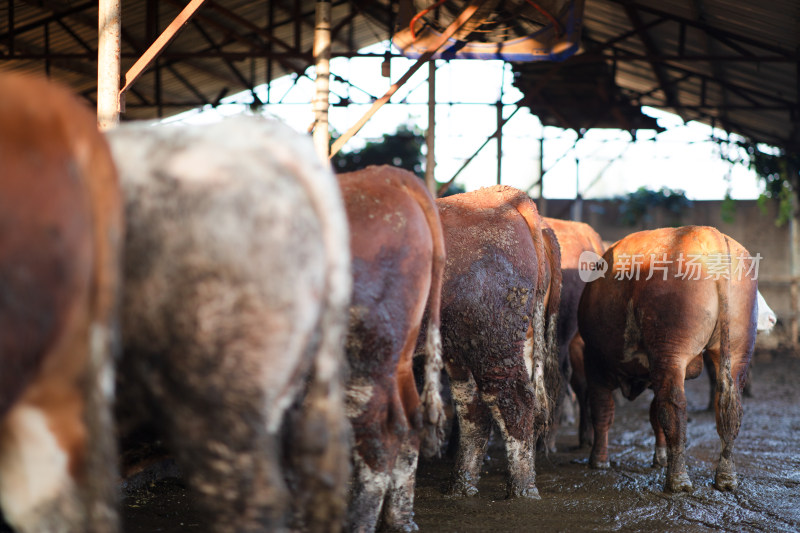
top-left (539, 198), bottom-right (792, 344)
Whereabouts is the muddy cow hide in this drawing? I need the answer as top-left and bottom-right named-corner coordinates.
top-left (338, 166), bottom-right (446, 532)
top-left (578, 225), bottom-right (757, 493)
top-left (107, 116), bottom-right (352, 533)
top-left (0, 72), bottom-right (123, 532)
top-left (542, 217), bottom-right (604, 451)
top-left (437, 185), bottom-right (561, 499)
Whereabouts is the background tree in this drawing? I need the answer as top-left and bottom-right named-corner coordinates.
top-left (618, 186), bottom-right (692, 227)
top-left (331, 123), bottom-right (465, 196)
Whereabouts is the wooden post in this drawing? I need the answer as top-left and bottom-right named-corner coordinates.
top-left (425, 60), bottom-right (436, 197)
top-left (97, 0), bottom-right (121, 130)
top-left (312, 0), bottom-right (332, 161)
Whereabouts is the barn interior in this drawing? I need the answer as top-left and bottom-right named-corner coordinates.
top-left (1, 1), bottom-right (799, 531)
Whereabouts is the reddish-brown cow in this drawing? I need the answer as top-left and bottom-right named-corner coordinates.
top-left (437, 185), bottom-right (561, 499)
top-left (542, 217), bottom-right (604, 451)
top-left (339, 166), bottom-right (446, 532)
top-left (0, 72), bottom-right (123, 532)
top-left (578, 226), bottom-right (757, 492)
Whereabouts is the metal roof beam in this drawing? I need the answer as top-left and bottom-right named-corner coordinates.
top-left (120, 0), bottom-right (207, 96)
top-left (2, 1), bottom-right (94, 42)
top-left (621, 1), bottom-right (687, 121)
top-left (605, 0), bottom-right (796, 59)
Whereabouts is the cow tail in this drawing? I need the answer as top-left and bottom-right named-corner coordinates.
top-left (511, 194), bottom-right (556, 432)
top-left (541, 226), bottom-right (563, 433)
top-left (407, 180), bottom-right (447, 459)
top-left (715, 235), bottom-right (740, 438)
top-left (280, 149), bottom-right (353, 532)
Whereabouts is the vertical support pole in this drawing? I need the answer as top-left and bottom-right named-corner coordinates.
top-left (426, 60), bottom-right (436, 197)
top-left (496, 99), bottom-right (503, 185)
top-left (44, 23), bottom-right (51, 77)
top-left (538, 133), bottom-right (547, 216)
top-left (98, 0), bottom-right (121, 130)
top-left (571, 154), bottom-right (582, 221)
top-left (790, 192), bottom-right (799, 349)
top-left (266, 0), bottom-right (274, 103)
top-left (312, 0), bottom-right (332, 161)
top-left (7, 0), bottom-right (14, 56)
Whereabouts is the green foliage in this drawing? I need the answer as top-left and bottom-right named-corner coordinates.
top-left (732, 141), bottom-right (798, 226)
top-left (618, 186), bottom-right (692, 227)
top-left (331, 124), bottom-right (426, 177)
top-left (721, 191), bottom-right (737, 224)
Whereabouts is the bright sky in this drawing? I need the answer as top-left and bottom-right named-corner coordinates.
top-left (167, 41), bottom-right (764, 201)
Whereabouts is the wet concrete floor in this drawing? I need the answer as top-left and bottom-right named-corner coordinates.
top-left (122, 349), bottom-right (800, 532)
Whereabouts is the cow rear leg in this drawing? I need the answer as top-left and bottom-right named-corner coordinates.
top-left (381, 439), bottom-right (420, 532)
top-left (0, 399), bottom-right (84, 533)
top-left (349, 449), bottom-right (390, 533)
top-left (484, 397), bottom-right (539, 500)
top-left (381, 365), bottom-right (422, 533)
top-left (446, 373), bottom-right (491, 498)
top-left (0, 324), bottom-right (117, 533)
top-left (587, 357), bottom-right (615, 469)
top-left (157, 370), bottom-right (288, 533)
top-left (649, 396), bottom-right (667, 467)
top-left (653, 369), bottom-right (692, 493)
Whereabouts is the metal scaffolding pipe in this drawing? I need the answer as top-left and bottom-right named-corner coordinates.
top-left (425, 60), bottom-right (436, 197)
top-left (97, 0), bottom-right (121, 130)
top-left (312, 0), bottom-right (332, 161)
top-left (330, 0), bottom-right (486, 158)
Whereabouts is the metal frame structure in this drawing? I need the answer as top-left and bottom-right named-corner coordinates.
top-left (2, 0), bottom-right (797, 150)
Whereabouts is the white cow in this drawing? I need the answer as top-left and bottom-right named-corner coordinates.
top-left (756, 290), bottom-right (777, 333)
top-left (108, 116), bottom-right (352, 533)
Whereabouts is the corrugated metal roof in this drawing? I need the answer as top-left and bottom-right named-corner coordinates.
top-left (1, 0), bottom-right (797, 148)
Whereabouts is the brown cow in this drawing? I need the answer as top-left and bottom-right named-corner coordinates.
top-left (108, 116), bottom-right (352, 532)
top-left (542, 217), bottom-right (604, 451)
top-left (437, 185), bottom-right (561, 499)
top-left (0, 72), bottom-right (123, 532)
top-left (338, 166), bottom-right (446, 532)
top-left (578, 226), bottom-right (757, 492)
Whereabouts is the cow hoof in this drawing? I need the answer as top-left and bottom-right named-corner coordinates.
top-left (383, 521), bottom-right (420, 532)
top-left (507, 485), bottom-right (541, 500)
top-left (445, 481), bottom-right (479, 498)
top-left (715, 471), bottom-right (738, 491)
top-left (665, 473), bottom-right (693, 493)
top-left (652, 447), bottom-right (668, 467)
top-left (590, 457), bottom-right (610, 469)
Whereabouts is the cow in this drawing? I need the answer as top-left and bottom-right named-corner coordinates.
top-left (0, 72), bottom-right (123, 532)
top-left (571, 288), bottom-right (776, 449)
top-left (338, 165), bottom-right (446, 532)
top-left (437, 185), bottom-right (561, 499)
top-left (541, 217), bottom-right (605, 451)
top-left (578, 225), bottom-right (758, 492)
top-left (107, 116), bottom-right (352, 533)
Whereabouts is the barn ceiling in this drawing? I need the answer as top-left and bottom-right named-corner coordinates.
top-left (1, 0), bottom-right (798, 149)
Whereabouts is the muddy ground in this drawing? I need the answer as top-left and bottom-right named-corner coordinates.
top-left (121, 349), bottom-right (800, 532)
